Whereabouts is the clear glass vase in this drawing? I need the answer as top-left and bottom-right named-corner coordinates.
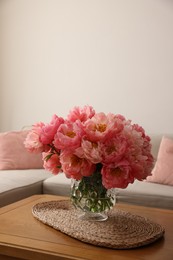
top-left (71, 171), bottom-right (115, 221)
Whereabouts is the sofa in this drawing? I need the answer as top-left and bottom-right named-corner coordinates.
top-left (0, 132), bottom-right (173, 209)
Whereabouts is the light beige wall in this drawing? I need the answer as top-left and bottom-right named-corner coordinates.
top-left (0, 0), bottom-right (173, 135)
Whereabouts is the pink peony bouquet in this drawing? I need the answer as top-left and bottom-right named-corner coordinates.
top-left (24, 105), bottom-right (154, 190)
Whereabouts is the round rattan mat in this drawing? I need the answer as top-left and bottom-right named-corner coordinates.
top-left (32, 200), bottom-right (164, 249)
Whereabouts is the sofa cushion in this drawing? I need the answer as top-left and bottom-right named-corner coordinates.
top-left (0, 130), bottom-right (43, 170)
top-left (115, 180), bottom-right (173, 209)
top-left (0, 169), bottom-right (52, 207)
top-left (43, 173), bottom-right (71, 196)
top-left (147, 136), bottom-right (173, 186)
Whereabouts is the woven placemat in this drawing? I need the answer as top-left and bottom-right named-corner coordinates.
top-left (32, 200), bottom-right (165, 249)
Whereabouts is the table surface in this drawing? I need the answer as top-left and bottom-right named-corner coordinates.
top-left (0, 194), bottom-right (172, 260)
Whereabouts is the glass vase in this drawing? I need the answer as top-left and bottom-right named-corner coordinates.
top-left (71, 171), bottom-right (115, 221)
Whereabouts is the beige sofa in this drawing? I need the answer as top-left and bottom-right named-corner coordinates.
top-left (0, 134), bottom-right (173, 209)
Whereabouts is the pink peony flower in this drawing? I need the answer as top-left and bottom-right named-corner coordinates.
top-left (101, 136), bottom-right (128, 164)
top-left (42, 152), bottom-right (62, 175)
top-left (78, 139), bottom-right (102, 164)
top-left (67, 105), bottom-right (95, 122)
top-left (60, 150), bottom-right (96, 180)
top-left (53, 122), bottom-right (83, 150)
top-left (101, 162), bottom-right (134, 189)
top-left (84, 112), bottom-right (124, 142)
top-left (130, 154), bottom-right (154, 180)
top-left (40, 114), bottom-right (64, 144)
top-left (24, 122), bottom-right (45, 153)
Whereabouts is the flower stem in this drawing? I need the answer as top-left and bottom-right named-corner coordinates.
top-left (71, 167), bottom-right (115, 213)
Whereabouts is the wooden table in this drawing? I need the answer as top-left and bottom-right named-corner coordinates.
top-left (0, 195), bottom-right (172, 260)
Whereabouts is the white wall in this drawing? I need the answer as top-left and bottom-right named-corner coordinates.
top-left (0, 0), bottom-right (173, 135)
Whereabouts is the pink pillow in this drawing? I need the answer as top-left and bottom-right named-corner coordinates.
top-left (147, 136), bottom-right (173, 186)
top-left (0, 130), bottom-right (43, 170)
